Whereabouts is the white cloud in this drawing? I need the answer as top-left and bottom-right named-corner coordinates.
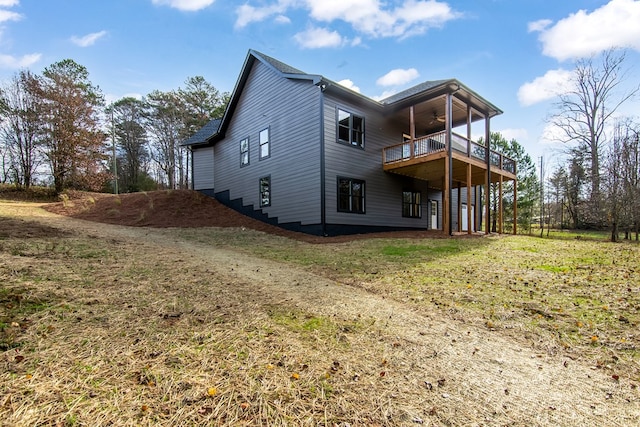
top-left (0, 0), bottom-right (19, 6)
top-left (376, 68), bottom-right (419, 86)
top-left (337, 79), bottom-right (360, 93)
top-left (517, 69), bottom-right (573, 107)
top-left (531, 0), bottom-right (640, 61)
top-left (527, 19), bottom-right (551, 33)
top-left (294, 26), bottom-right (344, 49)
top-left (236, 0), bottom-right (460, 41)
top-left (71, 30), bottom-right (107, 47)
top-left (0, 9), bottom-right (21, 22)
top-left (498, 128), bottom-right (529, 143)
top-left (372, 89), bottom-right (399, 101)
top-left (308, 0), bottom-right (459, 38)
top-left (235, 0), bottom-right (294, 28)
top-left (151, 0), bottom-right (215, 12)
top-left (274, 15), bottom-right (291, 24)
top-left (0, 52), bottom-right (41, 68)
top-left (540, 122), bottom-right (567, 145)
top-left (105, 92), bottom-right (143, 105)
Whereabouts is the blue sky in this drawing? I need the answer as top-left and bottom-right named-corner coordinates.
top-left (1, 0), bottom-right (639, 167)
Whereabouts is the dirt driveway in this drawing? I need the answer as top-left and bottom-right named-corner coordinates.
top-left (1, 200), bottom-right (638, 426)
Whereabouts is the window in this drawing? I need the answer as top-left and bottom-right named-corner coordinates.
top-left (259, 176), bottom-right (271, 207)
top-left (402, 191), bottom-right (421, 218)
top-left (259, 127), bottom-right (270, 159)
top-left (337, 108), bottom-right (364, 148)
top-left (240, 137), bottom-right (249, 166)
top-left (337, 177), bottom-right (365, 214)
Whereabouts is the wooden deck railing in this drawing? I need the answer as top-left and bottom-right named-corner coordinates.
top-left (382, 131), bottom-right (446, 163)
top-left (383, 131), bottom-right (516, 175)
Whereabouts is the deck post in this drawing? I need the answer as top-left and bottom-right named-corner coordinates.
top-left (446, 93), bottom-right (453, 235)
top-left (410, 105), bottom-right (416, 158)
top-left (467, 163), bottom-right (472, 234)
top-left (485, 115), bottom-right (491, 234)
top-left (467, 105), bottom-right (472, 157)
top-left (498, 175), bottom-right (503, 234)
top-left (513, 164), bottom-right (518, 235)
top-left (443, 174), bottom-right (449, 234)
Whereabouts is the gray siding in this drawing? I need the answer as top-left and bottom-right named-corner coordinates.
top-left (323, 94), bottom-right (433, 229)
top-left (192, 146), bottom-right (214, 190)
top-left (214, 60), bottom-right (322, 225)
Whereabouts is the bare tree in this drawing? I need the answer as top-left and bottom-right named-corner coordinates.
top-left (0, 71), bottom-right (41, 188)
top-left (107, 97), bottom-right (151, 192)
top-left (144, 90), bottom-right (185, 189)
top-left (551, 49), bottom-right (639, 226)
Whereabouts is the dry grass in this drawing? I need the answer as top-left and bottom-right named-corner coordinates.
top-left (1, 198), bottom-right (639, 426)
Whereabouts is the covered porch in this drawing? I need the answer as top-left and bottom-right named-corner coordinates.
top-left (380, 80), bottom-right (517, 235)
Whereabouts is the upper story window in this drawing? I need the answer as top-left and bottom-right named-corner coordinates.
top-left (402, 190), bottom-right (421, 218)
top-left (337, 177), bottom-right (365, 214)
top-left (240, 137), bottom-right (249, 166)
top-left (259, 127), bottom-right (270, 160)
top-left (337, 108), bottom-right (364, 148)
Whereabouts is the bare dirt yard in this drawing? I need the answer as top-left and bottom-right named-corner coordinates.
top-left (1, 190), bottom-right (638, 426)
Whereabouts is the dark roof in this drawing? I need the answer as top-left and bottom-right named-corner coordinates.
top-left (251, 50), bottom-right (306, 75)
top-left (379, 80), bottom-right (451, 105)
top-left (182, 118), bottom-right (222, 146)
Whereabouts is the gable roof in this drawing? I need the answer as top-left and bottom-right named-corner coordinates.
top-left (183, 50), bottom-right (502, 148)
top-left (182, 118), bottom-right (221, 147)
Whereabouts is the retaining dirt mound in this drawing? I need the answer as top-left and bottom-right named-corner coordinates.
top-left (44, 190), bottom-right (296, 235)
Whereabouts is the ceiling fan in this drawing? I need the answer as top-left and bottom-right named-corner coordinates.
top-left (430, 111), bottom-right (445, 124)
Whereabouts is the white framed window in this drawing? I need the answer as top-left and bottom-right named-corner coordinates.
top-left (259, 127), bottom-right (270, 159)
top-left (337, 108), bottom-right (364, 148)
top-left (240, 137), bottom-right (249, 166)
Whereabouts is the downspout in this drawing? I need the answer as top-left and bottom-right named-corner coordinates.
top-left (319, 82), bottom-right (327, 236)
top-left (189, 147), bottom-right (194, 190)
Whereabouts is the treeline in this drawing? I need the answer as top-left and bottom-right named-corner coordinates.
top-left (542, 50), bottom-right (640, 241)
top-left (0, 59), bottom-right (228, 194)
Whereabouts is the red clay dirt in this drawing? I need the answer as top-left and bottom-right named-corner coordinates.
top-left (43, 190), bottom-right (450, 243)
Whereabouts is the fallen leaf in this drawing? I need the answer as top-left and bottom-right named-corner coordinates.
top-left (240, 402), bottom-right (250, 410)
top-left (291, 373), bottom-right (300, 380)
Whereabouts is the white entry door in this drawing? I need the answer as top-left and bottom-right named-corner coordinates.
top-left (461, 204), bottom-right (475, 232)
top-left (430, 200), bottom-right (438, 230)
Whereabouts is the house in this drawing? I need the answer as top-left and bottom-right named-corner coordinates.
top-left (183, 50), bottom-right (517, 236)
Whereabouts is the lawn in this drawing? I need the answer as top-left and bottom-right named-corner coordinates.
top-left (179, 227), bottom-right (640, 375)
top-left (1, 198), bottom-right (638, 426)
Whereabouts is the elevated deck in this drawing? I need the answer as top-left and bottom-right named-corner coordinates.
top-left (382, 131), bottom-right (516, 188)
